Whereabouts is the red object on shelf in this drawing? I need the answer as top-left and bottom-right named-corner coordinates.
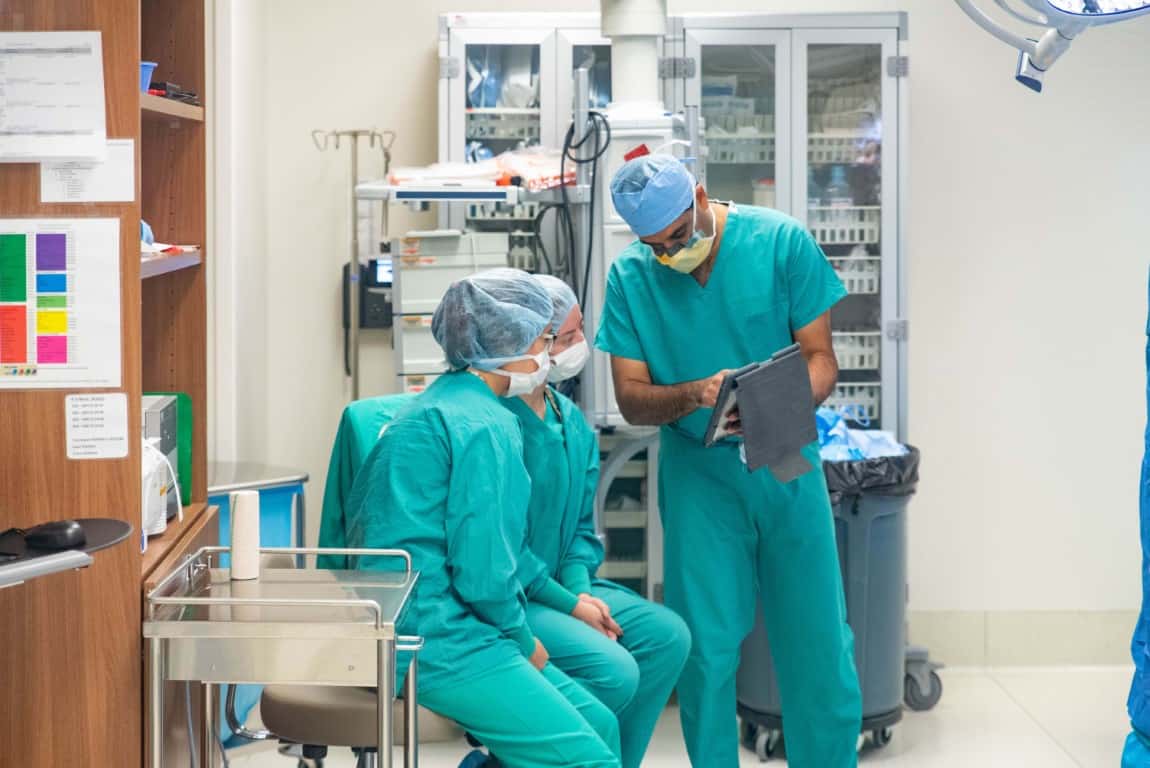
top-left (623, 144), bottom-right (651, 162)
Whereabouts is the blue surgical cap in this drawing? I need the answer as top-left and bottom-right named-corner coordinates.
top-left (432, 268), bottom-right (553, 371)
top-left (610, 154), bottom-right (696, 237)
top-left (533, 274), bottom-right (579, 333)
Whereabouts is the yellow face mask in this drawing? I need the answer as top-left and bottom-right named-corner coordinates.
top-left (653, 205), bottom-right (715, 274)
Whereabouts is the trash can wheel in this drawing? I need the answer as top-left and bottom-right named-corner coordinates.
top-left (755, 729), bottom-right (782, 762)
top-left (904, 670), bottom-right (943, 712)
top-left (871, 727), bottom-right (893, 748)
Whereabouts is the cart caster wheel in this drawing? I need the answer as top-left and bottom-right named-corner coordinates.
top-left (905, 670), bottom-right (943, 711)
top-left (872, 727), bottom-right (893, 748)
top-left (297, 761), bottom-right (324, 768)
top-left (754, 729), bottom-right (782, 762)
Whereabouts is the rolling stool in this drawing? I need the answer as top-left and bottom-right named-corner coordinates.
top-left (239, 554), bottom-right (462, 767)
top-left (260, 684), bottom-right (462, 767)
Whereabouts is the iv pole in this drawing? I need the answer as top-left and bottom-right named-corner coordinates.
top-left (313, 128), bottom-right (394, 401)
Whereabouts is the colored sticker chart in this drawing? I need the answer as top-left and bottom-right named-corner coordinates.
top-left (0, 218), bottom-right (121, 389)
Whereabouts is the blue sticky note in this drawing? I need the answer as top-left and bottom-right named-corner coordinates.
top-left (36, 274), bottom-right (67, 294)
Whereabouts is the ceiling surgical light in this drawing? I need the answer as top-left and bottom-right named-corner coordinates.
top-left (954, 0), bottom-right (1150, 92)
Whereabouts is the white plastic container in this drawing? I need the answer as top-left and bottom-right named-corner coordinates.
top-left (826, 382), bottom-right (882, 422)
top-left (752, 179), bottom-right (777, 209)
top-left (394, 315), bottom-right (450, 375)
top-left (397, 230), bottom-right (508, 257)
top-left (807, 206), bottom-right (880, 245)
top-left (832, 331), bottom-right (882, 370)
top-left (828, 255), bottom-right (881, 294)
top-left (393, 246), bottom-right (510, 315)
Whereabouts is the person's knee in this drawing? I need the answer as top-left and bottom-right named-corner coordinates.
top-left (591, 652), bottom-right (640, 713)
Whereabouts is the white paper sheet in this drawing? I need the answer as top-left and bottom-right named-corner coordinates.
top-left (41, 139), bottom-right (134, 203)
top-left (0, 31), bottom-right (107, 162)
top-left (65, 393), bottom-right (129, 460)
top-left (0, 218), bottom-right (121, 388)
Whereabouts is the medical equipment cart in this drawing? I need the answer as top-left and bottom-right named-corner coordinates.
top-left (144, 546), bottom-right (421, 768)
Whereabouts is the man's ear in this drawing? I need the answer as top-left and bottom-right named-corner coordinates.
top-left (695, 183), bottom-right (709, 211)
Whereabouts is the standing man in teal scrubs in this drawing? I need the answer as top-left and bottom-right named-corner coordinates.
top-left (595, 154), bottom-right (861, 767)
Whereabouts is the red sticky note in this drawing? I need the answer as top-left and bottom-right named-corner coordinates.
top-left (0, 306), bottom-right (27, 364)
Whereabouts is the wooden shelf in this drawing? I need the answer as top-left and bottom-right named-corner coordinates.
top-left (140, 502), bottom-right (208, 580)
top-left (141, 250), bottom-right (202, 279)
top-left (141, 93), bottom-right (203, 122)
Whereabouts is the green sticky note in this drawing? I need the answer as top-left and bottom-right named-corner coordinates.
top-left (37, 295), bottom-right (67, 309)
top-left (0, 234), bottom-right (27, 303)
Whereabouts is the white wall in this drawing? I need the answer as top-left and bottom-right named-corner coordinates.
top-left (213, 0), bottom-right (270, 464)
top-left (219, 1), bottom-right (1150, 651)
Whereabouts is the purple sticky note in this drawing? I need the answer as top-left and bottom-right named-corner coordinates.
top-left (36, 234), bottom-right (66, 271)
top-left (37, 335), bottom-right (67, 364)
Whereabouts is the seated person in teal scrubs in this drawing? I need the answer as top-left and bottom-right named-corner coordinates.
top-left (345, 268), bottom-right (621, 768)
top-left (502, 274), bottom-right (691, 768)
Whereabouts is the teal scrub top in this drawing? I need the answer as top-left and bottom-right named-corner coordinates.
top-left (503, 389), bottom-right (605, 600)
top-left (345, 372), bottom-right (536, 692)
top-left (317, 393), bottom-right (418, 569)
top-left (595, 204), bottom-right (847, 443)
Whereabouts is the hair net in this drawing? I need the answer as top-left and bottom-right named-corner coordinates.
top-left (533, 274), bottom-right (579, 333)
top-left (610, 154), bottom-right (696, 237)
top-left (432, 268), bottom-right (553, 371)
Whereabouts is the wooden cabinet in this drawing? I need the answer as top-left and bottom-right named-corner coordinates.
top-left (0, 1), bottom-right (210, 766)
top-left (143, 505), bottom-right (219, 768)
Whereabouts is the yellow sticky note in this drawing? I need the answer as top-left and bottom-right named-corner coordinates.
top-left (36, 311), bottom-right (68, 334)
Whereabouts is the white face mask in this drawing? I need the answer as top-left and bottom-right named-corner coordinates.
top-left (547, 339), bottom-right (590, 382)
top-left (486, 349), bottom-right (552, 397)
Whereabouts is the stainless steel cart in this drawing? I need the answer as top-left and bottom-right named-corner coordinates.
top-left (144, 546), bottom-right (421, 768)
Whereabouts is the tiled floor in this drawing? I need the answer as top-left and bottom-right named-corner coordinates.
top-left (226, 666), bottom-right (1133, 768)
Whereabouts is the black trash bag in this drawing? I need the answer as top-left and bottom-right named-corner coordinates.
top-left (824, 445), bottom-right (920, 496)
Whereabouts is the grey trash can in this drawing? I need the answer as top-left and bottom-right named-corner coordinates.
top-left (736, 447), bottom-right (921, 761)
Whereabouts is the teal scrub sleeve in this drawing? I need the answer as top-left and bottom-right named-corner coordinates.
top-left (559, 417), bottom-right (604, 595)
top-left (516, 543), bottom-right (552, 599)
top-left (559, 563), bottom-right (593, 598)
top-left (534, 577), bottom-right (581, 614)
top-left (786, 227), bottom-right (848, 331)
top-left (508, 623), bottom-right (539, 658)
top-left (594, 260), bottom-right (645, 361)
top-left (445, 426), bottom-right (536, 655)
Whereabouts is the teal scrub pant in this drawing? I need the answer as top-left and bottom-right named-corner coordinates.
top-left (419, 657), bottom-right (621, 768)
top-left (660, 434), bottom-right (861, 768)
top-left (1124, 729), bottom-right (1150, 767)
top-left (527, 583), bottom-right (691, 768)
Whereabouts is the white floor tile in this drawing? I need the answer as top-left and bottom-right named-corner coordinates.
top-left (225, 667), bottom-right (1133, 768)
top-left (990, 665), bottom-right (1133, 768)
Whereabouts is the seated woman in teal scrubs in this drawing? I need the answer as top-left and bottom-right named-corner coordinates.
top-left (345, 269), bottom-right (621, 768)
top-left (501, 274), bottom-right (691, 768)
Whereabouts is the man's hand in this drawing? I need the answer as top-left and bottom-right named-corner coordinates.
top-left (529, 638), bottom-right (550, 670)
top-left (698, 369), bottom-right (733, 409)
top-left (572, 597), bottom-right (622, 640)
top-left (725, 405), bottom-right (743, 435)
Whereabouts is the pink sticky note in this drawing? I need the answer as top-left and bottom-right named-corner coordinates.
top-left (37, 335), bottom-right (67, 364)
